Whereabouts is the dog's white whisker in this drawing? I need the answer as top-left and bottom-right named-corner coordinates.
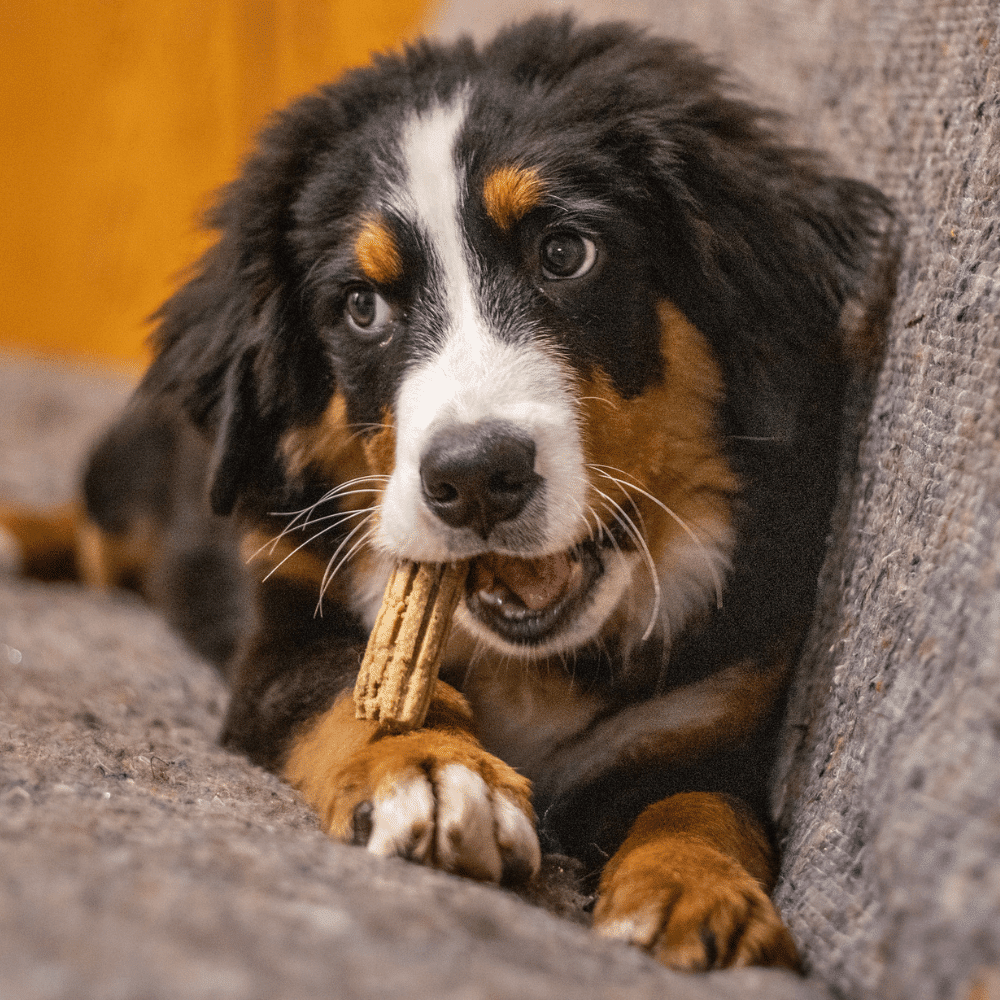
top-left (264, 475), bottom-right (389, 547)
top-left (327, 508), bottom-right (375, 576)
top-left (585, 502), bottom-right (624, 561)
top-left (564, 493), bottom-right (596, 542)
top-left (578, 395), bottom-right (620, 412)
top-left (345, 423), bottom-right (393, 436)
top-left (592, 465), bottom-right (724, 610)
top-left (259, 507), bottom-right (377, 583)
top-left (595, 470), bottom-right (650, 536)
top-left (282, 491), bottom-right (384, 532)
top-left (246, 534), bottom-right (283, 564)
top-left (592, 487), bottom-right (662, 644)
top-left (583, 503), bottom-right (608, 543)
top-left (329, 473), bottom-right (392, 490)
top-left (321, 515), bottom-right (377, 588)
top-left (271, 475), bottom-right (390, 519)
top-left (598, 501), bottom-right (663, 646)
top-left (259, 524), bottom-right (348, 583)
top-left (316, 520), bottom-right (379, 615)
top-left (584, 498), bottom-right (656, 653)
top-left (256, 505), bottom-right (374, 564)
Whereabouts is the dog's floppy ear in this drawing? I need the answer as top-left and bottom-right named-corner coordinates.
top-left (679, 165), bottom-right (898, 443)
top-left (138, 93), bottom-right (341, 516)
top-left (660, 161), bottom-right (898, 444)
top-left (628, 44), bottom-right (900, 442)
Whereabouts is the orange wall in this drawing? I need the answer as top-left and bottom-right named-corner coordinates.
top-left (0, 1), bottom-right (430, 369)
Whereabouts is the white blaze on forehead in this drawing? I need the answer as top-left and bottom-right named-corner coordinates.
top-left (374, 97), bottom-right (587, 562)
top-left (397, 98), bottom-right (477, 329)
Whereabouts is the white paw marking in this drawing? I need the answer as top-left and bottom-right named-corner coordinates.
top-left (594, 908), bottom-right (661, 948)
top-left (366, 769), bottom-right (435, 861)
top-left (435, 763), bottom-right (503, 881)
top-left (363, 763), bottom-right (540, 883)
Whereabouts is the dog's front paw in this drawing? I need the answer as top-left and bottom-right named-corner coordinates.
top-left (341, 731), bottom-right (540, 884)
top-left (593, 838), bottom-right (799, 971)
top-left (288, 693), bottom-right (541, 885)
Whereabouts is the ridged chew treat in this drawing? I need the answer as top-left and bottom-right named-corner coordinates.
top-left (354, 559), bottom-right (469, 730)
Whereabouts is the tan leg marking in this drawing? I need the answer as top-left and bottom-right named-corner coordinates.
top-left (0, 501), bottom-right (162, 588)
top-left (594, 792), bottom-right (799, 971)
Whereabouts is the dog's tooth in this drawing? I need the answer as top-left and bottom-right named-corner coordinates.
top-left (475, 583), bottom-right (530, 620)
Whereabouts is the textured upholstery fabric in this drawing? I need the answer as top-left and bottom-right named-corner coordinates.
top-left (766, 6), bottom-right (1000, 999)
top-left (440, 3), bottom-right (1000, 995)
top-left (2, 3), bottom-right (997, 997)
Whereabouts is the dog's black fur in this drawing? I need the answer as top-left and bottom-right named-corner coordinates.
top-left (4, 18), bottom-right (897, 970)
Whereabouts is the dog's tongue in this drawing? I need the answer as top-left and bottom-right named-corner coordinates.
top-left (472, 552), bottom-right (573, 612)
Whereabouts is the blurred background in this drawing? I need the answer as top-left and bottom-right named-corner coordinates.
top-left (0, 1), bottom-right (432, 369)
top-left (0, 0), bottom-right (817, 370)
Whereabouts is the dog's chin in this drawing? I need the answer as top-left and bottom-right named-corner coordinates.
top-left (457, 536), bottom-right (629, 657)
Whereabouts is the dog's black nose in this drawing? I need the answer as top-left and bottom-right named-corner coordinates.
top-left (420, 422), bottom-right (540, 539)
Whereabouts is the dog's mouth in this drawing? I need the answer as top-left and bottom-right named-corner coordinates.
top-left (465, 540), bottom-right (603, 645)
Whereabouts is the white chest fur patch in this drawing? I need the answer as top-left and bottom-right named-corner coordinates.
top-left (396, 99), bottom-right (476, 332)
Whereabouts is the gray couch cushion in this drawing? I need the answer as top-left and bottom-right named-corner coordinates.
top-left (2, 1), bottom-right (998, 996)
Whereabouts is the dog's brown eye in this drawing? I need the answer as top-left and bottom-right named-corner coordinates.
top-left (540, 232), bottom-right (597, 280)
top-left (345, 287), bottom-right (392, 333)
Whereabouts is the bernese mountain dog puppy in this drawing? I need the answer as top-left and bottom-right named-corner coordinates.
top-left (1, 17), bottom-right (897, 971)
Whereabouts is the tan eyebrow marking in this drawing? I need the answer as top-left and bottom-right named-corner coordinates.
top-left (483, 166), bottom-right (545, 230)
top-left (355, 216), bottom-right (403, 284)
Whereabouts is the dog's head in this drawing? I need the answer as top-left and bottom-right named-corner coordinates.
top-left (143, 17), bottom-right (895, 663)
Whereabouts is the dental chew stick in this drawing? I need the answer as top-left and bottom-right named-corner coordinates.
top-left (353, 559), bottom-right (469, 730)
